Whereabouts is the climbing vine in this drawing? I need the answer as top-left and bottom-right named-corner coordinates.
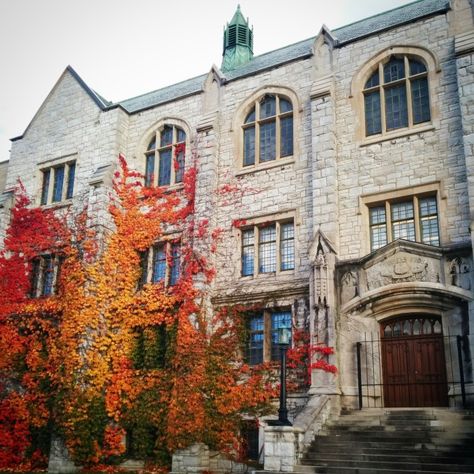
top-left (0, 153), bottom-right (335, 471)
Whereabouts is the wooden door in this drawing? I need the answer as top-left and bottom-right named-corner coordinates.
top-left (381, 317), bottom-right (448, 407)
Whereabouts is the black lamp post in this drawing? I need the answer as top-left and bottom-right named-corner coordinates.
top-left (268, 327), bottom-right (292, 426)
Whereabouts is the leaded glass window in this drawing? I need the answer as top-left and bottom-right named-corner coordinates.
top-left (140, 241), bottom-right (181, 287)
top-left (368, 194), bottom-right (439, 251)
top-left (241, 220), bottom-right (295, 277)
top-left (30, 255), bottom-right (62, 298)
top-left (242, 94), bottom-right (293, 167)
top-left (40, 161), bottom-right (76, 205)
top-left (363, 56), bottom-right (430, 137)
top-left (245, 309), bottom-right (292, 366)
top-left (145, 125), bottom-right (186, 187)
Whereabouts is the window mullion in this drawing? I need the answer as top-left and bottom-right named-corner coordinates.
top-left (405, 56), bottom-right (414, 127)
top-left (171, 126), bottom-right (176, 185)
top-left (413, 196), bottom-right (421, 241)
top-left (47, 171), bottom-right (54, 204)
top-left (386, 201), bottom-right (392, 243)
top-left (255, 101), bottom-right (261, 165)
top-left (254, 226), bottom-right (259, 276)
top-left (379, 63), bottom-right (387, 134)
top-left (264, 310), bottom-right (271, 362)
top-left (276, 97), bottom-right (281, 160)
top-left (276, 222), bottom-right (281, 272)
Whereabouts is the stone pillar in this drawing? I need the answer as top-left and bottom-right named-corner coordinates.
top-left (48, 435), bottom-right (78, 473)
top-left (263, 426), bottom-right (302, 472)
top-left (171, 443), bottom-right (210, 474)
top-left (455, 30), bottom-right (474, 380)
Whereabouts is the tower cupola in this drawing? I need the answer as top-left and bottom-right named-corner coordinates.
top-left (222, 5), bottom-right (253, 72)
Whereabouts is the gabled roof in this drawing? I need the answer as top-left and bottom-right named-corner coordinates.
top-left (11, 0), bottom-right (451, 136)
top-left (114, 0), bottom-right (449, 113)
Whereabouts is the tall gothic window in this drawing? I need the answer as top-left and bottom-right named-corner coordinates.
top-left (145, 125), bottom-right (186, 187)
top-left (243, 94), bottom-right (293, 167)
top-left (364, 56), bottom-right (430, 137)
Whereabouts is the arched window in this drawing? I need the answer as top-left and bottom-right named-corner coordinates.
top-left (242, 94), bottom-right (293, 167)
top-left (145, 125), bottom-right (186, 187)
top-left (364, 55), bottom-right (430, 136)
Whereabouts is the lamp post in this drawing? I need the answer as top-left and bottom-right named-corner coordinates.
top-left (268, 327), bottom-right (292, 426)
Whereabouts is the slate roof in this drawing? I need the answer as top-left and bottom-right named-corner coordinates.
top-left (114, 0), bottom-right (449, 114)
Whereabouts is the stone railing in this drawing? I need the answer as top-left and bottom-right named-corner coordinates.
top-left (263, 395), bottom-right (332, 472)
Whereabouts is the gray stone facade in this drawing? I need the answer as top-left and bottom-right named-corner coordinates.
top-left (2, 0), bottom-right (474, 471)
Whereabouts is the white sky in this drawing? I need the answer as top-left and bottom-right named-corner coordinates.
top-left (0, 0), bottom-right (411, 163)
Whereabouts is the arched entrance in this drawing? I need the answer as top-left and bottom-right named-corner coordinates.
top-left (381, 315), bottom-right (448, 407)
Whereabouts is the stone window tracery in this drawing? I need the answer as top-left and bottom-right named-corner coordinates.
top-left (144, 125), bottom-right (186, 187)
top-left (139, 240), bottom-right (181, 288)
top-left (30, 254), bottom-right (63, 297)
top-left (40, 161), bottom-right (76, 205)
top-left (246, 309), bottom-right (292, 365)
top-left (363, 55), bottom-right (431, 137)
top-left (242, 94), bottom-right (293, 167)
top-left (369, 194), bottom-right (439, 251)
top-left (241, 220), bottom-right (294, 277)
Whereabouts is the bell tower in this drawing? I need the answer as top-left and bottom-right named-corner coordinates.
top-left (222, 5), bottom-right (253, 72)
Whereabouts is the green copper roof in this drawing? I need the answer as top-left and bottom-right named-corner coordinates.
top-left (229, 5), bottom-right (248, 26)
top-left (222, 5), bottom-right (253, 72)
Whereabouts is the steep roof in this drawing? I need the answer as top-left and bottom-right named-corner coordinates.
top-left (115, 0), bottom-right (449, 114)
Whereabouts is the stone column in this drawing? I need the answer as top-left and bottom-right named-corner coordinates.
top-left (455, 30), bottom-right (474, 380)
top-left (263, 426), bottom-right (303, 472)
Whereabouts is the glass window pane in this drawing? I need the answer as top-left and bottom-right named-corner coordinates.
top-left (391, 201), bottom-right (415, 241)
top-left (152, 245), bottom-right (166, 283)
top-left (279, 98), bottom-right (293, 113)
top-left (176, 127), bottom-right (186, 143)
top-left (280, 223), bottom-right (294, 271)
top-left (52, 166), bottom-right (65, 202)
top-left (259, 95), bottom-right (276, 119)
top-left (242, 229), bottom-right (255, 276)
top-left (158, 150), bottom-right (172, 186)
top-left (384, 58), bottom-right (405, 83)
top-left (66, 162), bottom-right (75, 200)
top-left (271, 311), bottom-right (292, 361)
top-left (419, 196), bottom-right (437, 217)
top-left (259, 121), bottom-right (276, 162)
top-left (147, 137), bottom-right (156, 151)
top-left (364, 91), bottom-right (382, 136)
top-left (244, 126), bottom-right (255, 166)
top-left (409, 59), bottom-right (426, 76)
top-left (248, 314), bottom-right (264, 365)
top-left (175, 150), bottom-right (185, 183)
top-left (370, 206), bottom-right (387, 250)
top-left (280, 115), bottom-right (293, 157)
top-left (385, 85), bottom-right (408, 130)
top-left (160, 126), bottom-right (173, 147)
top-left (365, 70), bottom-right (380, 89)
top-left (411, 77), bottom-right (430, 124)
top-left (259, 225), bottom-right (276, 273)
top-left (169, 243), bottom-right (180, 285)
top-left (145, 154), bottom-right (155, 187)
top-left (41, 169), bottom-right (50, 205)
top-left (245, 107), bottom-right (256, 124)
top-left (42, 256), bottom-right (54, 296)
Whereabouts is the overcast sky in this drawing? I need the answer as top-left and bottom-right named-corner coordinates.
top-left (0, 0), bottom-right (412, 163)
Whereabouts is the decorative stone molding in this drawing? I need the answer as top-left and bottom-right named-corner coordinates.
top-left (455, 30), bottom-right (474, 56)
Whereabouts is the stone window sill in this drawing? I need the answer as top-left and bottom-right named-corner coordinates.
top-left (360, 124), bottom-right (435, 147)
top-left (235, 157), bottom-right (295, 177)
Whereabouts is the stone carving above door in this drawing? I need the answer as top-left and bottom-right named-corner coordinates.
top-left (365, 253), bottom-right (439, 291)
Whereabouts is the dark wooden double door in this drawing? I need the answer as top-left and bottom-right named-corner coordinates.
top-left (381, 316), bottom-right (448, 407)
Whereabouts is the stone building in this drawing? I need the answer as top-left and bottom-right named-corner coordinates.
top-left (1, 0), bottom-right (474, 470)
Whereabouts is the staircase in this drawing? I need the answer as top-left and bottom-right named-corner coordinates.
top-left (297, 408), bottom-right (474, 474)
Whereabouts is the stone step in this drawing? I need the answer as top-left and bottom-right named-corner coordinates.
top-left (323, 424), bottom-right (446, 432)
top-left (301, 453), bottom-right (474, 465)
top-left (309, 439), bottom-right (473, 450)
top-left (304, 446), bottom-right (474, 458)
top-left (307, 468), bottom-right (474, 474)
top-left (297, 462), bottom-right (474, 473)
